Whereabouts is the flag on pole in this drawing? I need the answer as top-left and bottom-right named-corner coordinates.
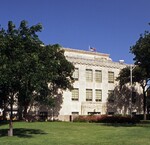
top-left (89, 46), bottom-right (96, 52)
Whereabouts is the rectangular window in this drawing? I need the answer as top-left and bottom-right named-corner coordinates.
top-left (73, 68), bottom-right (79, 80)
top-left (108, 112), bottom-right (114, 115)
top-left (95, 89), bottom-right (102, 102)
top-left (86, 69), bottom-right (93, 82)
top-left (86, 89), bottom-right (92, 101)
top-left (108, 71), bottom-right (114, 83)
top-left (95, 70), bottom-right (102, 82)
top-left (108, 90), bottom-right (114, 103)
top-left (72, 88), bottom-right (79, 101)
top-left (72, 112), bottom-right (79, 115)
top-left (88, 112), bottom-right (101, 115)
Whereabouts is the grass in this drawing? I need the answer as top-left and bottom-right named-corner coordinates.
top-left (0, 121), bottom-right (150, 145)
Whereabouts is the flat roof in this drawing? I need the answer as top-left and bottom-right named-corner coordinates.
top-left (63, 48), bottom-right (110, 58)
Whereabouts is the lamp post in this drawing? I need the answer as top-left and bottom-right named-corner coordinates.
top-left (130, 65), bottom-right (136, 117)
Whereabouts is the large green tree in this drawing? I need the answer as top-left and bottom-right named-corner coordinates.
top-left (117, 66), bottom-right (148, 120)
top-left (130, 30), bottom-right (150, 77)
top-left (117, 27), bottom-right (150, 120)
top-left (0, 20), bottom-right (74, 136)
top-left (130, 29), bottom-right (150, 120)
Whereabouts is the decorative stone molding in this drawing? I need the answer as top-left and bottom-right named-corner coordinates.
top-left (66, 56), bottom-right (126, 69)
top-left (63, 47), bottom-right (126, 69)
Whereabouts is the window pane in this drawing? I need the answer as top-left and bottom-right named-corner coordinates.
top-left (95, 70), bottom-right (102, 82)
top-left (108, 71), bottom-right (114, 83)
top-left (73, 68), bottom-right (79, 80)
top-left (95, 89), bottom-right (102, 102)
top-left (86, 89), bottom-right (92, 101)
top-left (72, 112), bottom-right (79, 115)
top-left (86, 69), bottom-right (93, 82)
top-left (72, 88), bottom-right (79, 101)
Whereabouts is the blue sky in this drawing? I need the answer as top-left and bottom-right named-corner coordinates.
top-left (0, 0), bottom-right (150, 64)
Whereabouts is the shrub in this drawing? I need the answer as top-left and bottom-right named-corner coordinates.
top-left (134, 114), bottom-right (150, 120)
top-left (73, 115), bottom-right (140, 124)
top-left (0, 116), bottom-right (3, 121)
top-left (73, 116), bottom-right (88, 122)
top-left (97, 115), bottom-right (140, 124)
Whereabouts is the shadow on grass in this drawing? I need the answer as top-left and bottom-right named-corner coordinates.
top-left (0, 121), bottom-right (9, 126)
top-left (98, 123), bottom-right (150, 128)
top-left (0, 128), bottom-right (47, 138)
top-left (100, 123), bottom-right (136, 127)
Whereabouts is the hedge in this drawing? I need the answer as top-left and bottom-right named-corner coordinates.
top-left (73, 115), bottom-right (140, 124)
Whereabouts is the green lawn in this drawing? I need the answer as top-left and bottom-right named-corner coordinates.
top-left (0, 122), bottom-right (150, 145)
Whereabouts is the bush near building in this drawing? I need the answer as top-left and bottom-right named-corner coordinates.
top-left (73, 115), bottom-right (140, 124)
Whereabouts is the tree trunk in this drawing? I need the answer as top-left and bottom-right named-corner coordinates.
top-left (8, 95), bottom-right (13, 136)
top-left (23, 105), bottom-right (28, 119)
top-left (3, 108), bottom-right (7, 121)
top-left (143, 91), bottom-right (147, 120)
top-left (3, 99), bottom-right (7, 120)
top-left (8, 120), bottom-right (13, 136)
top-left (18, 105), bottom-right (23, 120)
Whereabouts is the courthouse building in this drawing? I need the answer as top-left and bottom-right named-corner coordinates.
top-left (54, 48), bottom-right (137, 121)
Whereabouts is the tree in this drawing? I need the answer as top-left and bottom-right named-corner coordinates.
top-left (130, 28), bottom-right (150, 120)
top-left (0, 20), bottom-right (74, 136)
top-left (130, 30), bottom-right (150, 77)
top-left (117, 66), bottom-right (148, 120)
top-left (106, 84), bottom-right (143, 116)
top-left (117, 26), bottom-right (150, 120)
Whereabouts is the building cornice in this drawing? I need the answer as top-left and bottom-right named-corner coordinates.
top-left (63, 47), bottom-right (110, 57)
top-left (63, 47), bottom-right (127, 69)
top-left (66, 56), bottom-right (126, 69)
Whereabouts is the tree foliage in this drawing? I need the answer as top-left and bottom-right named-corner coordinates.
top-left (130, 30), bottom-right (150, 77)
top-left (117, 65), bottom-right (148, 120)
top-left (117, 26), bottom-right (150, 120)
top-left (117, 66), bottom-right (147, 88)
top-left (0, 20), bottom-right (74, 121)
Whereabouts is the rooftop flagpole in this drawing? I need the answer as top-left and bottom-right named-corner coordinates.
top-left (89, 46), bottom-right (96, 52)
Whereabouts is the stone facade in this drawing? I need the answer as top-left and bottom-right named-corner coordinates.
top-left (55, 48), bottom-right (139, 121)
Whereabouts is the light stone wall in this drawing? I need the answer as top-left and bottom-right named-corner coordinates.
top-left (57, 48), bottom-right (129, 120)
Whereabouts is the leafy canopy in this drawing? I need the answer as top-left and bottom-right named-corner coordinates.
top-left (130, 30), bottom-right (150, 77)
top-left (0, 20), bottom-right (74, 115)
top-left (117, 25), bottom-right (150, 120)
